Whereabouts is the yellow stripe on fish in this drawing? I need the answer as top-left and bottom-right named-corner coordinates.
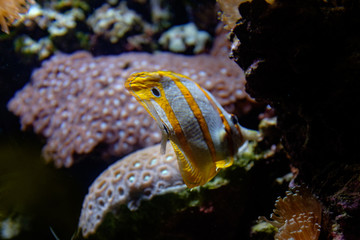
top-left (125, 71), bottom-right (259, 188)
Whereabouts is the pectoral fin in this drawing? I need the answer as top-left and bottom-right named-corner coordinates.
top-left (160, 132), bottom-right (167, 154)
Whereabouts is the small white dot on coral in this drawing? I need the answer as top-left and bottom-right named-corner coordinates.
top-left (161, 169), bottom-right (169, 175)
top-left (143, 174), bottom-right (151, 181)
top-left (113, 99), bottom-right (120, 106)
top-left (114, 84), bottom-right (123, 91)
top-left (100, 122), bottom-right (107, 130)
top-left (152, 132), bottom-right (160, 140)
top-left (128, 103), bottom-right (136, 111)
top-left (118, 130), bottom-right (125, 138)
top-left (150, 158), bottom-right (157, 165)
top-left (115, 172), bottom-right (121, 179)
top-left (128, 175), bottom-right (135, 183)
top-left (120, 95), bottom-right (127, 101)
top-left (199, 71), bottom-right (207, 77)
top-left (89, 63), bottom-right (96, 69)
top-left (133, 162), bottom-right (141, 168)
top-left (108, 89), bottom-right (114, 96)
top-left (120, 109), bottom-right (128, 118)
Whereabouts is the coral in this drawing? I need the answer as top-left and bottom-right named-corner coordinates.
top-left (78, 142), bottom-right (184, 237)
top-left (230, 0), bottom-right (360, 238)
top-left (20, 3), bottom-right (85, 37)
top-left (14, 35), bottom-right (54, 60)
top-left (9, 2), bottom-right (89, 57)
top-left (0, 216), bottom-right (22, 239)
top-left (74, 117), bottom-right (290, 239)
top-left (216, 0), bottom-right (244, 30)
top-left (158, 22), bottom-right (211, 54)
top-left (0, 0), bottom-right (34, 34)
top-left (264, 187), bottom-right (322, 240)
top-left (149, 0), bottom-right (171, 30)
top-left (8, 50), bottom-right (253, 167)
top-left (250, 221), bottom-right (277, 239)
top-left (87, 2), bottom-right (145, 44)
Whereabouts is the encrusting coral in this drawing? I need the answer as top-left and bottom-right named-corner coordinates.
top-left (8, 50), bottom-right (253, 167)
top-left (20, 3), bottom-right (86, 37)
top-left (158, 22), bottom-right (211, 54)
top-left (216, 0), bottom-right (244, 30)
top-left (87, 2), bottom-right (145, 44)
top-left (264, 186), bottom-right (322, 240)
top-left (78, 142), bottom-right (184, 237)
top-left (0, 0), bottom-right (34, 34)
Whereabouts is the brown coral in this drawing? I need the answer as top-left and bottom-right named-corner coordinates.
top-left (0, 0), bottom-right (34, 34)
top-left (265, 187), bottom-right (322, 240)
top-left (216, 0), bottom-right (245, 30)
top-left (78, 142), bottom-right (184, 237)
top-left (8, 50), bottom-right (252, 167)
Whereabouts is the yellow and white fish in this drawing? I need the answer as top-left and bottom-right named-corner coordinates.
top-left (125, 71), bottom-right (259, 188)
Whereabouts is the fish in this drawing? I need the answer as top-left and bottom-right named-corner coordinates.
top-left (125, 71), bottom-right (259, 188)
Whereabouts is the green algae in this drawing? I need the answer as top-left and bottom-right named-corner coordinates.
top-left (250, 221), bottom-right (277, 240)
top-left (53, 0), bottom-right (90, 13)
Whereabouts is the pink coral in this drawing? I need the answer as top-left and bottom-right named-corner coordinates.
top-left (8, 50), bottom-right (252, 167)
top-left (78, 142), bottom-right (184, 237)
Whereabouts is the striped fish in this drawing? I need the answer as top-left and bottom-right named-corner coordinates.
top-left (125, 71), bottom-right (259, 188)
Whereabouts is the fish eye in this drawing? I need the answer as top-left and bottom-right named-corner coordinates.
top-left (230, 114), bottom-right (238, 125)
top-left (151, 87), bottom-right (161, 97)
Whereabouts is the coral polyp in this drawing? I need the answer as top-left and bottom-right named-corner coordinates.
top-left (265, 187), bottom-right (322, 240)
top-left (0, 0), bottom-right (34, 33)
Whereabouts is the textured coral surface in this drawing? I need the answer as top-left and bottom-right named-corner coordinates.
top-left (266, 187), bottom-right (322, 240)
top-left (8, 50), bottom-right (253, 167)
top-left (79, 142), bottom-right (184, 237)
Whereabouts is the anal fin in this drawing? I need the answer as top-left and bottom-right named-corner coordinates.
top-left (170, 141), bottom-right (218, 188)
top-left (215, 157), bottom-right (234, 169)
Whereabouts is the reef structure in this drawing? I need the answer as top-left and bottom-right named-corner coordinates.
top-left (78, 142), bottom-right (184, 237)
top-left (228, 0), bottom-right (360, 238)
top-left (158, 22), bottom-right (211, 54)
top-left (8, 50), bottom-right (254, 167)
top-left (75, 117), bottom-right (290, 239)
top-left (87, 2), bottom-right (145, 44)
